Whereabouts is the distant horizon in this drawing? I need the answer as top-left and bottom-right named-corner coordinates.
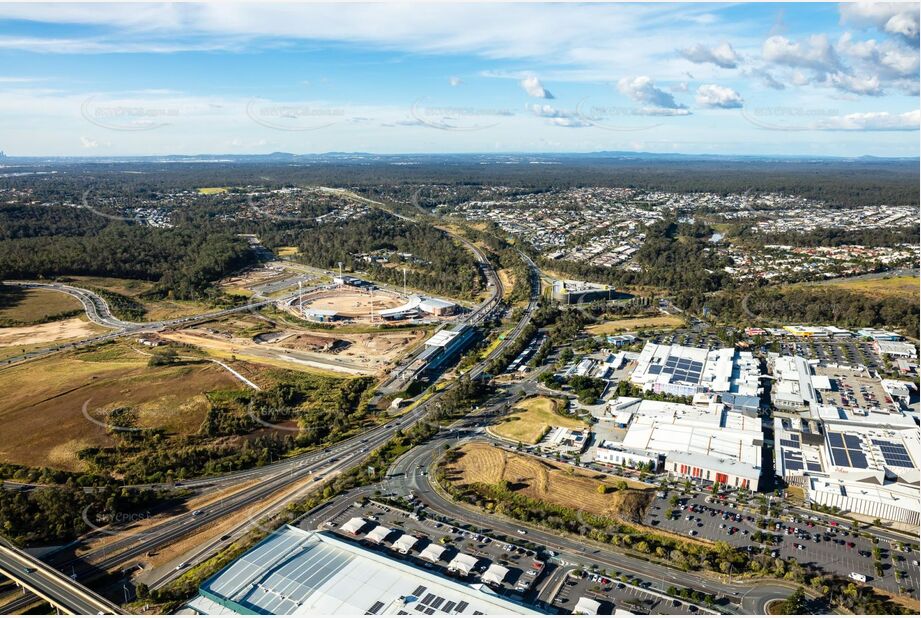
top-left (2, 148), bottom-right (919, 162)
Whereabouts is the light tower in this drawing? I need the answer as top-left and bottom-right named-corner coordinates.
top-left (337, 261), bottom-right (343, 284)
top-left (298, 280), bottom-right (304, 317)
top-left (402, 267), bottom-right (407, 296)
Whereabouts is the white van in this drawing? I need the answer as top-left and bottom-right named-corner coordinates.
top-left (849, 572), bottom-right (867, 583)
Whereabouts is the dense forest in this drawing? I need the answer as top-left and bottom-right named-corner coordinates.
top-left (707, 286), bottom-right (919, 339)
top-left (0, 223), bottom-right (254, 299)
top-left (261, 210), bottom-right (484, 300)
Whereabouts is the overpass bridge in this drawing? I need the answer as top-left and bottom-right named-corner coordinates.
top-left (0, 539), bottom-right (123, 615)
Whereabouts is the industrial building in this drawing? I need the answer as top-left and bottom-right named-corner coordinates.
top-left (550, 279), bottom-right (618, 304)
top-left (596, 397), bottom-right (764, 489)
top-left (630, 343), bottom-right (762, 411)
top-left (857, 328), bottom-right (903, 341)
top-left (189, 526), bottom-right (539, 615)
top-left (873, 339), bottom-right (917, 358)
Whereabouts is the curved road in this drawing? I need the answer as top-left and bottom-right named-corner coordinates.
top-left (383, 431), bottom-right (800, 615)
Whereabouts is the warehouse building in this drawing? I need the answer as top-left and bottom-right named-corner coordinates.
top-left (873, 339), bottom-right (917, 358)
top-left (598, 397), bottom-right (764, 489)
top-left (190, 526), bottom-right (539, 615)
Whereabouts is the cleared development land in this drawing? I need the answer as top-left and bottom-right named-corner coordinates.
top-left (0, 287), bottom-right (83, 325)
top-left (0, 343), bottom-right (240, 471)
top-left (586, 314), bottom-right (685, 335)
top-left (492, 396), bottom-right (587, 444)
top-left (445, 442), bottom-right (653, 521)
top-left (806, 275), bottom-right (919, 299)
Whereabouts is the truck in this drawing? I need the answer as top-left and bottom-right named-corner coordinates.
top-left (849, 572), bottom-right (867, 583)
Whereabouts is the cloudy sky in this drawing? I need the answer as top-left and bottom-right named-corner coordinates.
top-left (0, 2), bottom-right (918, 157)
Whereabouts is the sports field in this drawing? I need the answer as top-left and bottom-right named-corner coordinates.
top-left (446, 442), bottom-right (653, 521)
top-left (492, 396), bottom-right (587, 444)
top-left (586, 314), bottom-right (685, 335)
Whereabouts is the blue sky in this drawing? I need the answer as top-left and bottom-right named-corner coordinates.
top-left (0, 2), bottom-right (918, 157)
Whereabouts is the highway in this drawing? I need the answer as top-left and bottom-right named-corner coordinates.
top-left (0, 539), bottom-right (122, 615)
top-left (0, 280), bottom-right (307, 368)
top-left (0, 220), bottom-right (541, 613)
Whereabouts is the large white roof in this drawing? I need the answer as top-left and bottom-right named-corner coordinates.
top-left (194, 527), bottom-right (538, 615)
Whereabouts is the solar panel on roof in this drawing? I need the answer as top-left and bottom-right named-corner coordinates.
top-left (367, 601), bottom-right (385, 615)
top-left (412, 586), bottom-right (426, 597)
top-left (443, 601), bottom-right (456, 613)
top-left (843, 434), bottom-right (861, 449)
top-left (849, 452), bottom-right (869, 469)
top-left (828, 433), bottom-right (844, 447)
top-left (422, 593), bottom-right (435, 605)
top-left (807, 462), bottom-right (822, 472)
top-left (649, 365), bottom-right (661, 375)
top-left (456, 601), bottom-right (469, 613)
top-left (779, 439), bottom-right (800, 448)
top-left (830, 448), bottom-right (850, 466)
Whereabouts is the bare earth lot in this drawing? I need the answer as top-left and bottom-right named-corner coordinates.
top-left (0, 317), bottom-right (104, 347)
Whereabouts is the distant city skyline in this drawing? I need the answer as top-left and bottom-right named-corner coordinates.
top-left (0, 2), bottom-right (918, 157)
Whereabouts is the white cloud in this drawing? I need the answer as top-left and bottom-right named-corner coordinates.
top-left (617, 76), bottom-right (686, 110)
top-left (749, 68), bottom-right (786, 90)
top-left (527, 103), bottom-right (589, 127)
top-left (763, 34), bottom-right (840, 73)
top-left (839, 3), bottom-right (920, 42)
top-left (695, 83), bottom-right (744, 108)
top-left (827, 71), bottom-right (883, 95)
top-left (520, 75), bottom-right (553, 99)
top-left (670, 81), bottom-right (689, 93)
top-left (448, 76), bottom-right (462, 87)
top-left (817, 109), bottom-right (919, 131)
top-left (679, 42), bottom-right (739, 68)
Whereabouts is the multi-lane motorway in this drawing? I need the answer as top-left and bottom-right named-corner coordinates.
top-left (0, 223), bottom-right (541, 613)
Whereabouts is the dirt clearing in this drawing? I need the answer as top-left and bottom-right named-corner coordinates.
top-left (0, 317), bottom-right (106, 347)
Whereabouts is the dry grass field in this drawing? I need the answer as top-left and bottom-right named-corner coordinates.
top-left (586, 314), bottom-right (685, 335)
top-left (447, 442), bottom-right (653, 521)
top-left (805, 275), bottom-right (919, 299)
top-left (0, 344), bottom-right (238, 471)
top-left (0, 287), bottom-right (83, 325)
top-left (492, 396), bottom-right (587, 444)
